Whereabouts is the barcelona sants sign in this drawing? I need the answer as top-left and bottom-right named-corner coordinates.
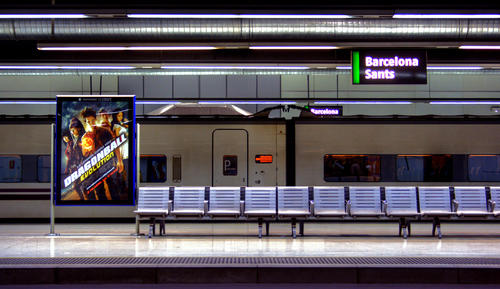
top-left (352, 50), bottom-right (427, 85)
top-left (56, 95), bottom-right (135, 205)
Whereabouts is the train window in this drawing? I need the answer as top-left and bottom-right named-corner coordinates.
top-left (140, 155), bottom-right (167, 183)
top-left (0, 155), bottom-right (22, 182)
top-left (397, 155), bottom-right (453, 182)
top-left (324, 155), bottom-right (381, 182)
top-left (172, 155), bottom-right (182, 183)
top-left (468, 155), bottom-right (500, 181)
top-left (37, 155), bottom-right (51, 183)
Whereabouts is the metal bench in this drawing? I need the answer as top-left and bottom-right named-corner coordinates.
top-left (171, 187), bottom-right (206, 217)
top-left (244, 187), bottom-right (277, 238)
top-left (312, 186), bottom-right (347, 217)
top-left (277, 186), bottom-right (310, 238)
top-left (384, 186), bottom-right (419, 239)
top-left (348, 187), bottom-right (383, 217)
top-left (418, 186), bottom-right (454, 239)
top-left (489, 187), bottom-right (500, 216)
top-left (208, 187), bottom-right (242, 217)
top-left (454, 186), bottom-right (490, 217)
top-left (133, 187), bottom-right (170, 238)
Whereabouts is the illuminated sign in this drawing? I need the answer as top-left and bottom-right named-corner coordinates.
top-left (255, 155), bottom-right (273, 164)
top-left (352, 50), bottom-right (427, 84)
top-left (56, 95), bottom-right (135, 206)
top-left (309, 106), bottom-right (342, 116)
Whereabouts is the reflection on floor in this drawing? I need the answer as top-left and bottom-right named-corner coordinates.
top-left (1, 222), bottom-right (500, 258)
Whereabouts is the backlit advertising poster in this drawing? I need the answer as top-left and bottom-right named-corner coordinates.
top-left (56, 95), bottom-right (135, 205)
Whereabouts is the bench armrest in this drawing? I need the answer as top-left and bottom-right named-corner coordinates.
top-left (204, 200), bottom-right (208, 215)
top-left (489, 200), bottom-right (496, 212)
top-left (346, 200), bottom-right (351, 215)
top-left (168, 200), bottom-right (173, 213)
top-left (309, 200), bottom-right (314, 215)
top-left (382, 200), bottom-right (388, 214)
top-left (451, 199), bottom-right (459, 212)
top-left (240, 200), bottom-right (245, 215)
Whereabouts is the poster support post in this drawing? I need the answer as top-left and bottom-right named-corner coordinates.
top-left (134, 123), bottom-right (141, 236)
top-left (48, 123), bottom-right (59, 236)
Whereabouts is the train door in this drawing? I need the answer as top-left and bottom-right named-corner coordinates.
top-left (212, 129), bottom-right (248, 186)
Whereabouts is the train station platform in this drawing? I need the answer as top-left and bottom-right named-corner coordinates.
top-left (2, 222), bottom-right (500, 285)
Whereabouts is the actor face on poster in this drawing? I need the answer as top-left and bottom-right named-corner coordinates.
top-left (58, 97), bottom-right (133, 205)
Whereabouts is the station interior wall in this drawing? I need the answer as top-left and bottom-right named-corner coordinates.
top-left (0, 72), bottom-right (499, 117)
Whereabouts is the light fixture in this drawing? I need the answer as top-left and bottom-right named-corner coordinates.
top-left (0, 14), bottom-right (88, 19)
top-left (128, 14), bottom-right (352, 19)
top-left (160, 66), bottom-right (309, 70)
top-left (38, 46), bottom-right (217, 51)
top-left (427, 66), bottom-right (483, 70)
top-left (335, 66), bottom-right (352, 70)
top-left (314, 101), bottom-right (413, 105)
top-left (136, 101), bottom-right (181, 105)
top-left (0, 66), bottom-right (135, 70)
top-left (0, 101), bottom-right (56, 104)
top-left (430, 101), bottom-right (500, 105)
top-left (249, 46), bottom-right (338, 50)
top-left (198, 101), bottom-right (297, 105)
top-left (393, 14), bottom-right (500, 19)
top-left (459, 46), bottom-right (500, 50)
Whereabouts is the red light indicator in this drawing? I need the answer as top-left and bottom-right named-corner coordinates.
top-left (255, 155), bottom-right (273, 163)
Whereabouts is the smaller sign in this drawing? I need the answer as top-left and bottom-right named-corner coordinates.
top-left (255, 155), bottom-right (273, 164)
top-left (309, 106), bottom-right (342, 116)
top-left (223, 155), bottom-right (238, 176)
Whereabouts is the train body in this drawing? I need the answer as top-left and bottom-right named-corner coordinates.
top-left (0, 118), bottom-right (499, 219)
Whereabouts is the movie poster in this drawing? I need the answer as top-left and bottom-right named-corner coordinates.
top-left (56, 95), bottom-right (135, 205)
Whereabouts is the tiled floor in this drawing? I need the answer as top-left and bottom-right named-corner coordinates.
top-left (1, 222), bottom-right (500, 258)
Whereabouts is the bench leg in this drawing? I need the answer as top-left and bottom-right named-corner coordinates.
top-left (258, 219), bottom-right (263, 239)
top-left (148, 217), bottom-right (155, 238)
top-left (407, 220), bottom-right (411, 237)
top-left (299, 221), bottom-right (304, 236)
top-left (291, 219), bottom-right (297, 239)
top-left (432, 217), bottom-right (441, 238)
top-left (265, 221), bottom-right (270, 236)
top-left (160, 219), bottom-right (166, 236)
top-left (398, 219), bottom-right (403, 237)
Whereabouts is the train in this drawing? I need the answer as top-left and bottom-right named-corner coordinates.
top-left (1, 116), bottom-right (500, 219)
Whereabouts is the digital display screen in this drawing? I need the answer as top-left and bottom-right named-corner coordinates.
top-left (56, 95), bottom-right (135, 205)
top-left (255, 155), bottom-right (273, 163)
top-left (352, 50), bottom-right (427, 84)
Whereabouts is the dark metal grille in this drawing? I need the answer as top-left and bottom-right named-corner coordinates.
top-left (1, 256), bottom-right (500, 267)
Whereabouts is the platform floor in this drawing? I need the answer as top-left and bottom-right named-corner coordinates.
top-left (1, 222), bottom-right (500, 258)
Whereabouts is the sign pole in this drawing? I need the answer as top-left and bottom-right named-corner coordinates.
top-left (48, 123), bottom-right (59, 236)
top-left (134, 123), bottom-right (141, 236)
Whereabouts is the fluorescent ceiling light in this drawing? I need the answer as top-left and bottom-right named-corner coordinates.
top-left (136, 101), bottom-right (181, 105)
top-left (198, 101), bottom-right (296, 105)
top-left (128, 14), bottom-right (351, 19)
top-left (0, 66), bottom-right (135, 70)
top-left (459, 45), bottom-right (500, 50)
top-left (314, 101), bottom-right (413, 105)
top-left (0, 101), bottom-right (56, 104)
top-left (249, 46), bottom-right (338, 50)
top-left (393, 14), bottom-right (500, 19)
top-left (430, 101), bottom-right (500, 105)
top-left (38, 46), bottom-right (217, 51)
top-left (427, 66), bottom-right (483, 70)
top-left (0, 14), bottom-right (88, 19)
top-left (336, 66), bottom-right (352, 70)
top-left (161, 66), bottom-right (309, 70)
